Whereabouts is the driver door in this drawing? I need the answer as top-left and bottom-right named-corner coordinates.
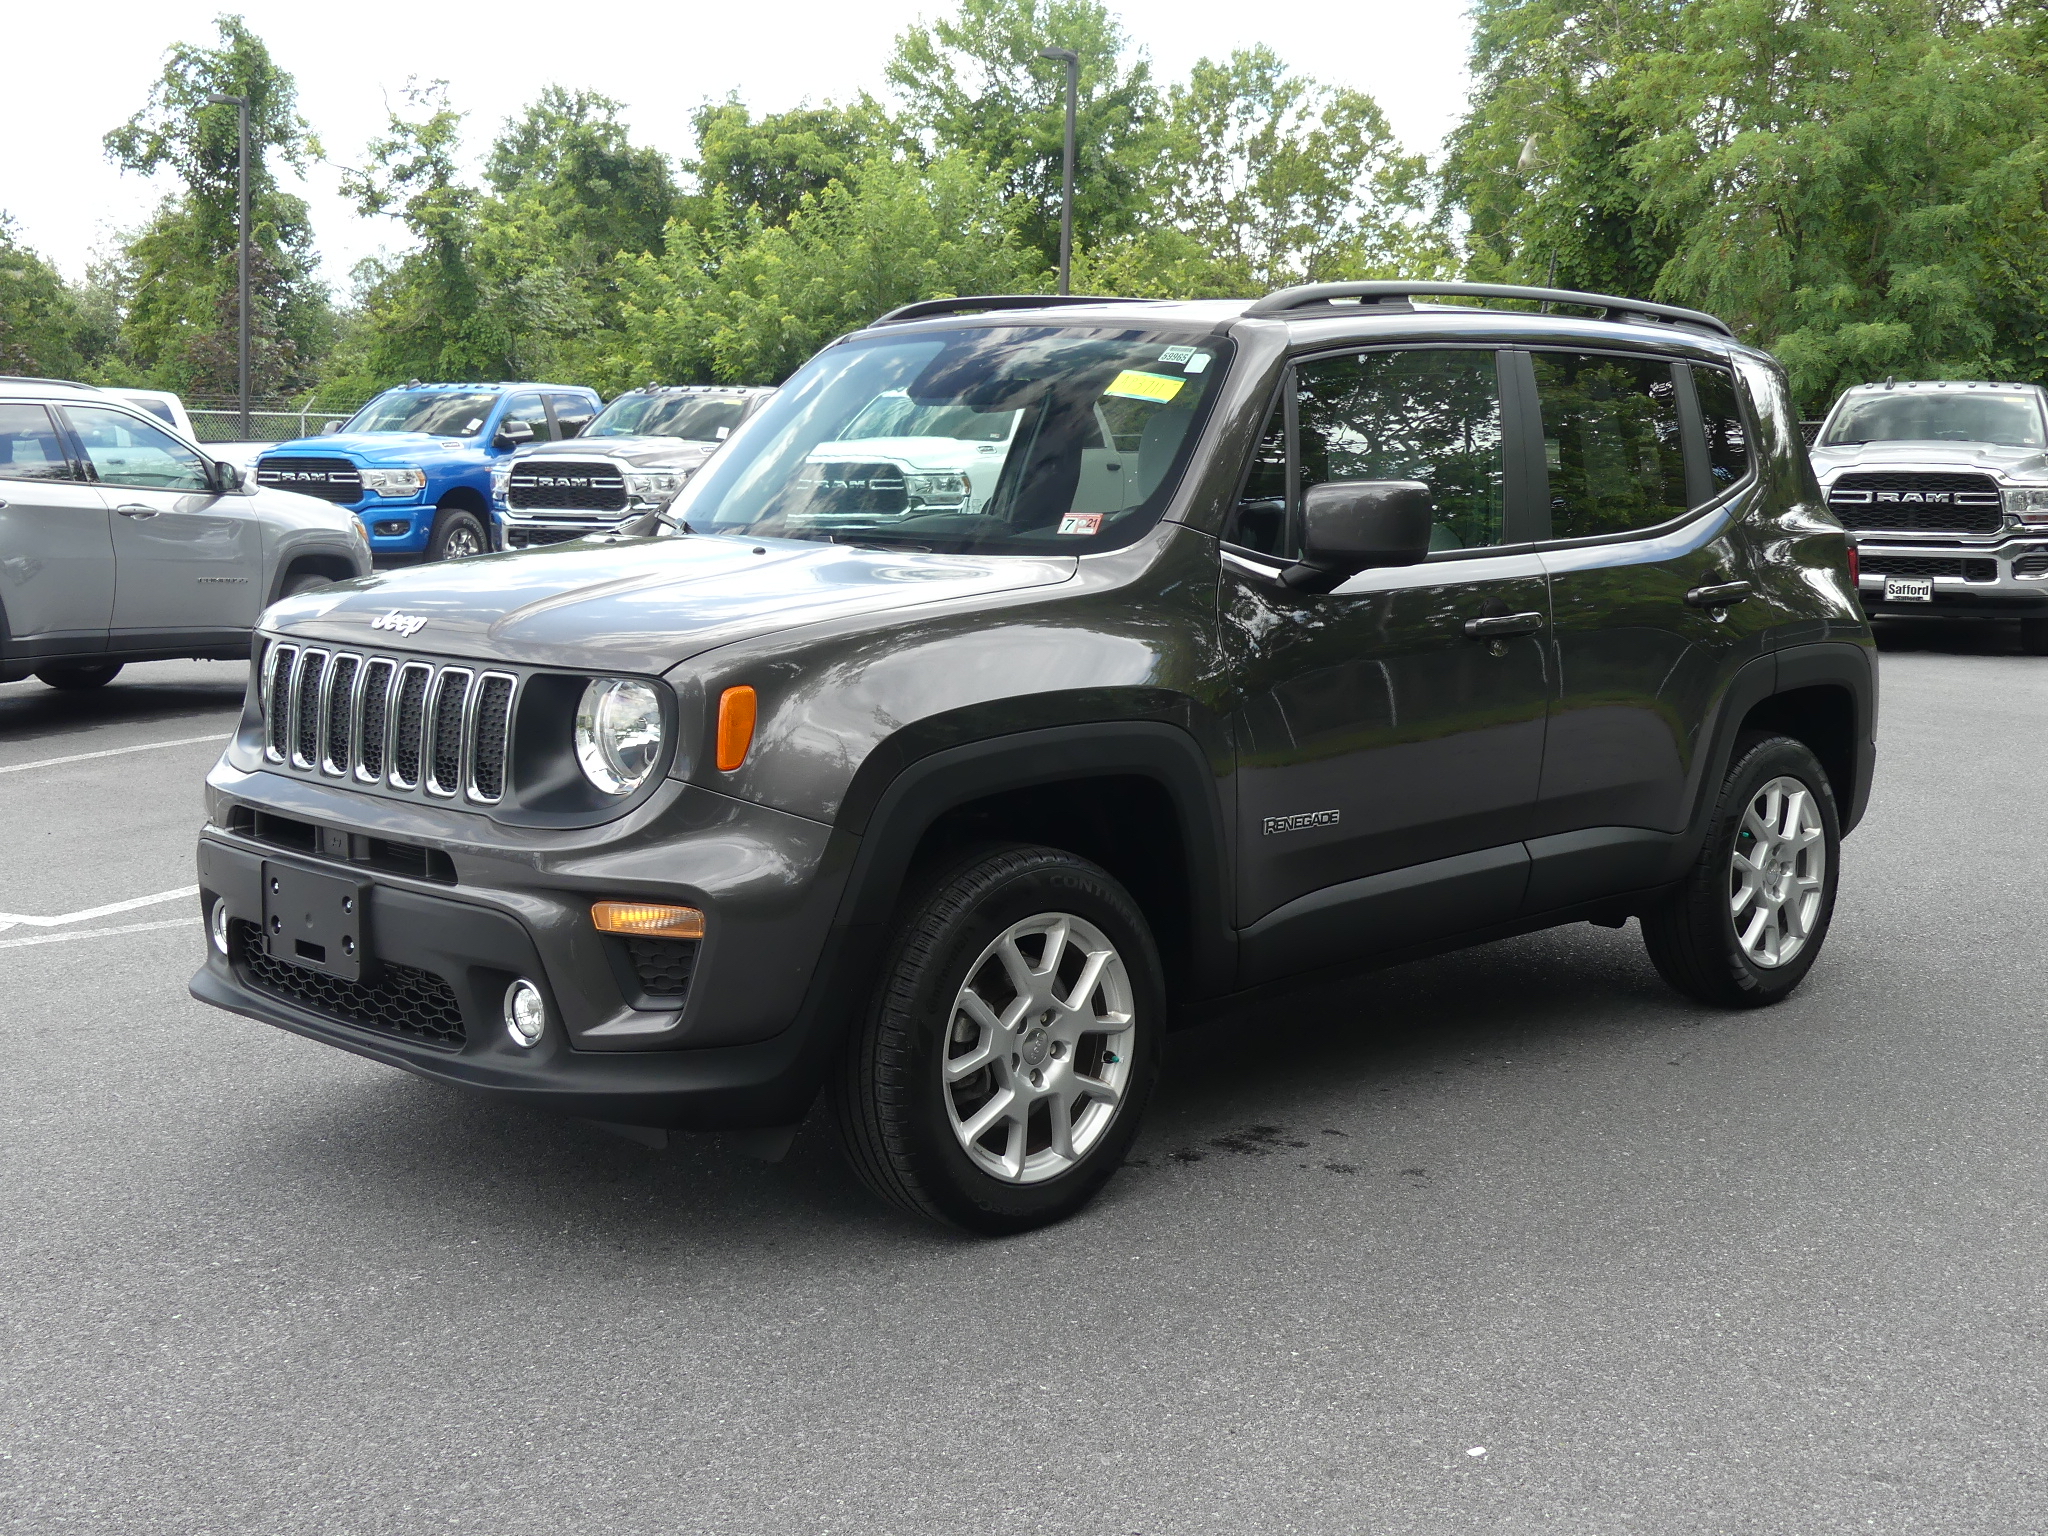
top-left (62, 403), bottom-right (263, 637)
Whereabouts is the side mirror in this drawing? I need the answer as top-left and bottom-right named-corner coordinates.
top-left (495, 419), bottom-right (536, 449)
top-left (320, 420), bottom-right (342, 435)
top-left (210, 459), bottom-right (245, 493)
top-left (1282, 480), bottom-right (1434, 593)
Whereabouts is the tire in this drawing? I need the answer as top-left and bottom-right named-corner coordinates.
top-left (1640, 734), bottom-right (1841, 1008)
top-left (280, 571), bottom-right (333, 598)
top-left (2020, 617), bottom-right (2048, 656)
top-left (831, 844), bottom-right (1164, 1234)
top-left (425, 507), bottom-right (488, 563)
top-left (33, 663), bottom-right (123, 690)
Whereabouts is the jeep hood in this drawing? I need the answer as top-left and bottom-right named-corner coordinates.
top-left (1810, 440), bottom-right (2048, 479)
top-left (264, 534), bottom-right (1077, 673)
top-left (506, 435), bottom-right (720, 470)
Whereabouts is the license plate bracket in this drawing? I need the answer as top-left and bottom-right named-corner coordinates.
top-left (262, 860), bottom-right (366, 983)
top-left (1884, 576), bottom-right (1934, 602)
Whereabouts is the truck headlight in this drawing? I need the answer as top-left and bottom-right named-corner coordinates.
top-left (360, 467), bottom-right (427, 498)
top-left (623, 468), bottom-right (686, 506)
top-left (2005, 485), bottom-right (2048, 523)
top-left (906, 471), bottom-right (969, 507)
top-left (490, 463), bottom-right (512, 502)
top-left (574, 678), bottom-right (665, 795)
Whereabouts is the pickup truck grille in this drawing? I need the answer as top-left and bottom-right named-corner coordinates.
top-left (1859, 554), bottom-right (1997, 582)
top-left (507, 459), bottom-right (629, 512)
top-left (1827, 472), bottom-right (2003, 534)
top-left (260, 643), bottom-right (517, 806)
top-left (255, 456), bottom-right (363, 505)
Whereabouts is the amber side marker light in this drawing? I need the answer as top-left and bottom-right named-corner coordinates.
top-left (717, 685), bottom-right (758, 771)
top-left (591, 901), bottom-right (706, 940)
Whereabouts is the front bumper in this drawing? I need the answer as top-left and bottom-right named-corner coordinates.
top-left (1856, 534), bottom-right (2048, 617)
top-left (494, 509), bottom-right (641, 550)
top-left (189, 767), bottom-right (857, 1129)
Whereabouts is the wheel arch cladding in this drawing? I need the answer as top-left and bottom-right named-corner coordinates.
top-left (271, 553), bottom-right (359, 603)
top-left (830, 722), bottom-right (1237, 1005)
top-left (1738, 684), bottom-right (1858, 822)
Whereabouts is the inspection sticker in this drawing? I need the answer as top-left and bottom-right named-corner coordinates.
top-left (1058, 513), bottom-right (1104, 535)
top-left (1105, 370), bottom-right (1186, 403)
top-left (1158, 345), bottom-right (1196, 364)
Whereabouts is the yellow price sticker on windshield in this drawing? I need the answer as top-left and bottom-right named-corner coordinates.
top-left (1104, 370), bottom-right (1186, 404)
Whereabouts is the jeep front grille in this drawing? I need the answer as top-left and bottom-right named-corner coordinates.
top-left (506, 459), bottom-right (630, 512)
top-left (261, 645), bottom-right (516, 806)
top-left (255, 455), bottom-right (363, 505)
top-left (1827, 472), bottom-right (2004, 534)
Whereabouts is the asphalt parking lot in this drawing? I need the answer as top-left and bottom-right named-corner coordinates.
top-left (3, 629), bottom-right (2044, 1534)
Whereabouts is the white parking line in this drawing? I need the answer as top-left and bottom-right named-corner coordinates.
top-left (0, 733), bottom-right (231, 776)
top-left (0, 886), bottom-right (199, 934)
top-left (0, 916), bottom-right (195, 950)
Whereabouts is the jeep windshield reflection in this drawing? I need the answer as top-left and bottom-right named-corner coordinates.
top-left (1822, 391), bottom-right (2048, 448)
top-left (661, 325), bottom-right (1228, 554)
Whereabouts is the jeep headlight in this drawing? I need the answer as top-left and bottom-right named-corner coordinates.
top-left (360, 467), bottom-right (427, 498)
top-left (2005, 485), bottom-right (2048, 523)
top-left (574, 678), bottom-right (665, 795)
top-left (623, 468), bottom-right (686, 506)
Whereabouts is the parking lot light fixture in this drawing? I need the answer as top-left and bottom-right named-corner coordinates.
top-left (1038, 47), bottom-right (1080, 295)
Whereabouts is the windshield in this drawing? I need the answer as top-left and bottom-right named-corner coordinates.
top-left (589, 394), bottom-right (750, 442)
top-left (1822, 391), bottom-right (2046, 449)
top-left (662, 324), bottom-right (1228, 554)
top-left (344, 390), bottom-right (500, 437)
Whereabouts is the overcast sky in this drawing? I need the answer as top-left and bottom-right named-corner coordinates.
top-left (3, 1), bottom-right (1474, 289)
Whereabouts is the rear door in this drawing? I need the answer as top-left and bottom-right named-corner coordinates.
top-left (63, 402), bottom-right (263, 637)
top-left (0, 402), bottom-right (113, 651)
top-left (1524, 349), bottom-right (1769, 906)
top-left (1222, 346), bottom-right (1553, 977)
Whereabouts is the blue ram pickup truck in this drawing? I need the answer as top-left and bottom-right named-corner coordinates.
top-left (253, 382), bottom-right (603, 564)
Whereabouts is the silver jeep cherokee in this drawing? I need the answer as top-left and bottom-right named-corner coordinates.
top-left (0, 377), bottom-right (370, 687)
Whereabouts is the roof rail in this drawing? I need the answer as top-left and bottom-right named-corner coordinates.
top-left (871, 293), bottom-right (1156, 326)
top-left (1244, 281), bottom-right (1736, 339)
top-left (0, 374), bottom-right (101, 391)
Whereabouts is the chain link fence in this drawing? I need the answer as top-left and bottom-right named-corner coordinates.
top-left (188, 408), bottom-right (351, 444)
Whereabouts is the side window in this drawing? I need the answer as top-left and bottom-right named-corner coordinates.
top-left (1532, 351), bottom-right (1688, 538)
top-left (500, 394), bottom-right (552, 443)
top-left (1298, 349), bottom-right (1506, 551)
top-left (62, 405), bottom-right (210, 492)
top-left (0, 404), bottom-right (75, 482)
top-left (1227, 397), bottom-right (1290, 556)
top-left (1690, 364), bottom-right (1751, 495)
top-left (549, 393), bottom-right (594, 440)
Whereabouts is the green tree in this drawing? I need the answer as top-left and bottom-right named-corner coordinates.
top-left (687, 97), bottom-right (890, 227)
top-left (0, 216), bottom-right (86, 378)
top-left (1447, 0), bottom-right (2048, 408)
top-left (486, 87), bottom-right (677, 263)
top-left (887, 0), bottom-right (1162, 266)
top-left (103, 13), bottom-right (330, 397)
top-left (608, 151), bottom-right (1046, 386)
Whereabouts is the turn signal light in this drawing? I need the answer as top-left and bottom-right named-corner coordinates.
top-left (591, 901), bottom-right (706, 940)
top-left (717, 685), bottom-right (757, 771)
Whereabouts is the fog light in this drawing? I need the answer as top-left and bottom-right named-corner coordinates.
top-left (209, 899), bottom-right (230, 955)
top-left (504, 979), bottom-right (546, 1047)
top-left (374, 520), bottom-right (410, 537)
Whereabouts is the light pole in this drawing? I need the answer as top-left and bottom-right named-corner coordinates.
top-left (208, 93), bottom-right (251, 438)
top-left (1037, 47), bottom-right (1079, 296)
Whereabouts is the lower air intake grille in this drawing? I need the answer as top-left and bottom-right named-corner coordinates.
top-left (1860, 554), bottom-right (1997, 582)
top-left (505, 526), bottom-right (595, 548)
top-left (232, 919), bottom-right (465, 1048)
top-left (624, 937), bottom-right (699, 1001)
top-left (2014, 553), bottom-right (2048, 577)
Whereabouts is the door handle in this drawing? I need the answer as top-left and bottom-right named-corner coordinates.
top-left (114, 503), bottom-right (160, 519)
top-left (1685, 580), bottom-right (1752, 608)
top-left (1462, 611), bottom-right (1544, 638)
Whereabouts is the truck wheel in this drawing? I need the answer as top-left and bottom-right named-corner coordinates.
top-left (426, 507), bottom-right (487, 562)
top-left (1640, 734), bottom-right (1841, 1008)
top-left (832, 844), bottom-right (1163, 1234)
top-left (34, 663), bottom-right (123, 690)
top-left (2020, 618), bottom-right (2048, 656)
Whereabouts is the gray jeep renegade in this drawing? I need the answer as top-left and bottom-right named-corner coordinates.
top-left (190, 282), bottom-right (1876, 1233)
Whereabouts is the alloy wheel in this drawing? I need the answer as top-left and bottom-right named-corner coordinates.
top-left (1729, 774), bottom-right (1827, 968)
top-left (445, 525), bottom-right (484, 559)
top-left (942, 912), bottom-right (1136, 1184)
